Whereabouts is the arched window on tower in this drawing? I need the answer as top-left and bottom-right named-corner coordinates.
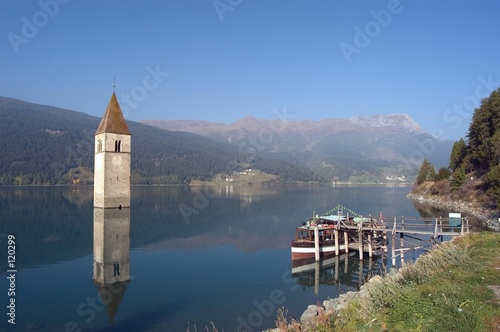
top-left (115, 140), bottom-right (121, 152)
top-left (97, 139), bottom-right (102, 153)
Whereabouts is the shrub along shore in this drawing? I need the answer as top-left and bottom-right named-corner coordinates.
top-left (269, 232), bottom-right (500, 332)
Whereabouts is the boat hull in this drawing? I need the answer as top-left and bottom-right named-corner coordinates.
top-left (291, 240), bottom-right (347, 260)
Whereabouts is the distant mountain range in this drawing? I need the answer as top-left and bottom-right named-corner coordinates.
top-left (142, 114), bottom-right (453, 182)
top-left (0, 95), bottom-right (453, 185)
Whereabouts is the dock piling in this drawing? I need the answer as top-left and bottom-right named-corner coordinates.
top-left (334, 227), bottom-right (339, 256)
top-left (358, 217), bottom-right (364, 260)
top-left (432, 218), bottom-right (437, 242)
top-left (368, 232), bottom-right (373, 258)
top-left (344, 231), bottom-right (349, 253)
top-left (314, 226), bottom-right (320, 261)
top-left (392, 217), bottom-right (397, 267)
top-left (400, 216), bottom-right (405, 264)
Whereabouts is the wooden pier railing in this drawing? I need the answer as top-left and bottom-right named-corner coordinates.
top-left (324, 216), bottom-right (470, 267)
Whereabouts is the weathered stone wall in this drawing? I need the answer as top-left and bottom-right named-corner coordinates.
top-left (94, 132), bottom-right (131, 209)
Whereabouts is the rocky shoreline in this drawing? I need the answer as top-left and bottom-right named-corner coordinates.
top-left (407, 192), bottom-right (500, 232)
top-left (265, 193), bottom-right (499, 331)
top-left (264, 275), bottom-right (385, 332)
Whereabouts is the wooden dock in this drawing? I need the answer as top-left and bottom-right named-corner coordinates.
top-left (333, 216), bottom-right (470, 267)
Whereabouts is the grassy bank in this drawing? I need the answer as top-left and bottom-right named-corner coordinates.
top-left (277, 232), bottom-right (500, 332)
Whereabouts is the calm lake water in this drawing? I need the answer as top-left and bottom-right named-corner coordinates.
top-left (0, 185), bottom-right (438, 331)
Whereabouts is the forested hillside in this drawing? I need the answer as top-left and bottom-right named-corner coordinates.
top-left (0, 96), bottom-right (317, 185)
top-left (413, 87), bottom-right (500, 209)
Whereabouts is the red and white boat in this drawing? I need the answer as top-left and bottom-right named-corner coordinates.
top-left (291, 214), bottom-right (350, 261)
top-left (291, 207), bottom-right (383, 261)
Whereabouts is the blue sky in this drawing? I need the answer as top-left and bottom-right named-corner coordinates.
top-left (1, 0), bottom-right (500, 140)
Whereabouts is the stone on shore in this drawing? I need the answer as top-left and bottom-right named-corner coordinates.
top-left (300, 304), bottom-right (325, 332)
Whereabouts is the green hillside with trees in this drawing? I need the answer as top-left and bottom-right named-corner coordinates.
top-left (0, 96), bottom-right (318, 185)
top-left (412, 87), bottom-right (500, 210)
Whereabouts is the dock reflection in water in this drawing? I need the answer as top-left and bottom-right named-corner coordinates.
top-left (291, 253), bottom-right (386, 295)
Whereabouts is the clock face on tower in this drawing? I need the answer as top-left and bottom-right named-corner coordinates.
top-left (112, 155), bottom-right (123, 166)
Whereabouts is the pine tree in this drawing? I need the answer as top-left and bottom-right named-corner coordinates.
top-left (449, 138), bottom-right (467, 171)
top-left (486, 165), bottom-right (500, 206)
top-left (467, 88), bottom-right (500, 171)
top-left (490, 130), bottom-right (500, 169)
top-left (416, 158), bottom-right (436, 184)
top-left (451, 166), bottom-right (466, 190)
top-left (435, 167), bottom-right (451, 181)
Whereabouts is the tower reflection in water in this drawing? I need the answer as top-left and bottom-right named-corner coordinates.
top-left (93, 207), bottom-right (131, 324)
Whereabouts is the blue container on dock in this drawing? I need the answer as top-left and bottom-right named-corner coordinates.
top-left (449, 212), bottom-right (461, 227)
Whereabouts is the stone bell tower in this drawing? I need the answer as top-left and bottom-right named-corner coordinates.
top-left (93, 91), bottom-right (131, 323)
top-left (94, 92), bottom-right (131, 209)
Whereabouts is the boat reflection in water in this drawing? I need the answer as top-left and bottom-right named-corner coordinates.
top-left (93, 207), bottom-right (131, 324)
top-left (291, 253), bottom-right (386, 295)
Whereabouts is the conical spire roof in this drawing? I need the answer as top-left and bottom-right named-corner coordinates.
top-left (95, 279), bottom-right (130, 324)
top-left (95, 92), bottom-right (130, 135)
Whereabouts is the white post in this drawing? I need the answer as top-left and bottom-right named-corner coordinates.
top-left (368, 232), bottom-right (373, 258)
top-left (334, 228), bottom-right (339, 256)
top-left (392, 217), bottom-right (397, 267)
top-left (344, 231), bottom-right (349, 253)
top-left (383, 228), bottom-right (388, 253)
top-left (314, 226), bottom-right (320, 262)
top-left (400, 216), bottom-right (405, 264)
top-left (358, 216), bottom-right (363, 260)
top-left (434, 217), bottom-right (438, 239)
